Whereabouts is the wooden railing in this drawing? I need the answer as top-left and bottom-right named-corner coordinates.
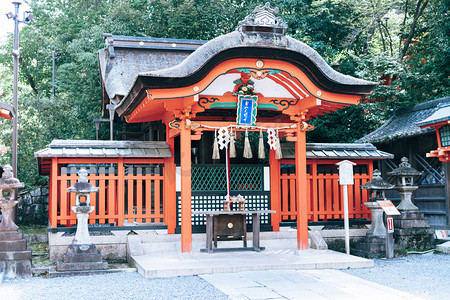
top-left (279, 160), bottom-right (372, 223)
top-left (49, 159), bottom-right (165, 228)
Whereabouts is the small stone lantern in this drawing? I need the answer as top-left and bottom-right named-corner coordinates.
top-left (388, 157), bottom-right (422, 212)
top-left (361, 169), bottom-right (395, 236)
top-left (0, 165), bottom-right (24, 231)
top-left (67, 168), bottom-right (99, 244)
top-left (57, 167), bottom-right (107, 271)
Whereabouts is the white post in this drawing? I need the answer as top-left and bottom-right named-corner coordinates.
top-left (336, 160), bottom-right (356, 255)
top-left (342, 184), bottom-right (350, 255)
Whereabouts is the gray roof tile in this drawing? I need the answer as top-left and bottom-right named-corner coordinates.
top-left (357, 96), bottom-right (450, 143)
top-left (281, 143), bottom-right (393, 160)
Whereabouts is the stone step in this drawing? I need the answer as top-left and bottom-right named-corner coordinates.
top-left (63, 253), bottom-right (103, 263)
top-left (56, 261), bottom-right (108, 272)
top-left (395, 212), bottom-right (425, 220)
top-left (0, 259), bottom-right (32, 278)
top-left (0, 240), bottom-right (28, 252)
top-left (394, 228), bottom-right (435, 235)
top-left (0, 232), bottom-right (23, 241)
top-left (141, 237), bottom-right (302, 254)
top-left (394, 219), bottom-right (430, 228)
top-left (0, 250), bottom-right (32, 261)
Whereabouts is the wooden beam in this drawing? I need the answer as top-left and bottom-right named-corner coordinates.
top-left (191, 121), bottom-right (297, 130)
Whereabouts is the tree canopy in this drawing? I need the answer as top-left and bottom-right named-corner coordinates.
top-left (0, 0), bottom-right (448, 187)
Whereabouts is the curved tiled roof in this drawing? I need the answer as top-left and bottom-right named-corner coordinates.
top-left (116, 4), bottom-right (377, 117)
top-left (357, 96), bottom-right (450, 143)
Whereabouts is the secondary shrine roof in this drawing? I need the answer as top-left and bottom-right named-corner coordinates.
top-left (98, 34), bottom-right (206, 111)
top-left (35, 140), bottom-right (172, 175)
top-left (417, 102), bottom-right (450, 127)
top-left (281, 143), bottom-right (393, 160)
top-left (357, 96), bottom-right (450, 143)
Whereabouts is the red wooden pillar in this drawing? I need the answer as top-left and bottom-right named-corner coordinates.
top-left (165, 123), bottom-right (177, 234)
top-left (295, 124), bottom-right (308, 250)
top-left (180, 119), bottom-right (192, 253)
top-left (50, 157), bottom-right (58, 228)
top-left (269, 149), bottom-right (281, 231)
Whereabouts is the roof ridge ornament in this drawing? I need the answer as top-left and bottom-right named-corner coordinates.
top-left (239, 2), bottom-right (288, 35)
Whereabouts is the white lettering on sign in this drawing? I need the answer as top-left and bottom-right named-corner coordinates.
top-left (387, 217), bottom-right (394, 233)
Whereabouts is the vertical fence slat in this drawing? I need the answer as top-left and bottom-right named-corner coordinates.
top-left (98, 167), bottom-right (106, 224)
top-left (107, 166), bottom-right (116, 224)
top-left (116, 159), bottom-right (125, 226)
top-left (325, 175), bottom-right (333, 219)
top-left (127, 167), bottom-right (134, 223)
top-left (289, 176), bottom-right (297, 219)
top-left (281, 175), bottom-right (289, 220)
top-left (154, 175), bottom-right (162, 222)
top-left (318, 176), bottom-right (325, 220)
top-left (135, 168), bottom-right (143, 223)
top-left (333, 177), bottom-right (340, 218)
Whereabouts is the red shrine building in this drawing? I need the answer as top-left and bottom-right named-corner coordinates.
top-left (36, 4), bottom-right (392, 254)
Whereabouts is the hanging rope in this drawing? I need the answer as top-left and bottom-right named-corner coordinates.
top-left (212, 129), bottom-right (220, 160)
top-left (243, 129), bottom-right (253, 159)
top-left (199, 123), bottom-right (296, 160)
top-left (275, 129), bottom-right (282, 159)
top-left (229, 128), bottom-right (237, 158)
top-left (258, 128), bottom-right (265, 159)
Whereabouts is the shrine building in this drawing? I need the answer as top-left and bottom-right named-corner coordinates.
top-left (36, 4), bottom-right (393, 255)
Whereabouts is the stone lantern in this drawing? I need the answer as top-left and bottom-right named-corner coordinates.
top-left (361, 169), bottom-right (395, 236)
top-left (388, 157), bottom-right (422, 212)
top-left (57, 167), bottom-right (107, 271)
top-left (0, 165), bottom-right (24, 231)
top-left (0, 164), bottom-right (31, 278)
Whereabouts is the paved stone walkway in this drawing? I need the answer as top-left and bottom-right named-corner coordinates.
top-left (201, 269), bottom-right (425, 300)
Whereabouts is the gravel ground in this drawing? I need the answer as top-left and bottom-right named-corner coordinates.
top-left (1, 253), bottom-right (447, 300)
top-left (342, 252), bottom-right (450, 300)
top-left (0, 272), bottom-right (228, 300)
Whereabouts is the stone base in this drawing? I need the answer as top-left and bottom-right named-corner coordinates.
top-left (0, 231), bottom-right (32, 278)
top-left (351, 235), bottom-right (404, 259)
top-left (393, 212), bottom-right (435, 250)
top-left (57, 244), bottom-right (108, 272)
top-left (57, 261), bottom-right (109, 271)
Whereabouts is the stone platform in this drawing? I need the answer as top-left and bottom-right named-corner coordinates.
top-left (0, 231), bottom-right (32, 278)
top-left (351, 235), bottom-right (403, 258)
top-left (57, 244), bottom-right (108, 271)
top-left (394, 212), bottom-right (435, 250)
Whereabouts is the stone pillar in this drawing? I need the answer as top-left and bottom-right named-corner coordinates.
top-left (364, 202), bottom-right (386, 236)
top-left (0, 165), bottom-right (31, 278)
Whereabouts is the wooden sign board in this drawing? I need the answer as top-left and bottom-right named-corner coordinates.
top-left (336, 160), bottom-right (356, 185)
top-left (376, 200), bottom-right (401, 216)
top-left (236, 95), bottom-right (258, 127)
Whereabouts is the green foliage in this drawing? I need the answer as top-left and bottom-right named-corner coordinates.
top-left (0, 0), bottom-right (448, 187)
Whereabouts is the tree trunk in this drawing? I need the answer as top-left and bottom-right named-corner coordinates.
top-left (400, 0), bottom-right (429, 60)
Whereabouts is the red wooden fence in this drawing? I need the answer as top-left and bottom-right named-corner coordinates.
top-left (279, 160), bottom-right (372, 223)
top-left (49, 158), bottom-right (165, 228)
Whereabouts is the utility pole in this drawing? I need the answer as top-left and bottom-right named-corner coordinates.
top-left (7, 1), bottom-right (33, 178)
top-left (52, 51), bottom-right (61, 97)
